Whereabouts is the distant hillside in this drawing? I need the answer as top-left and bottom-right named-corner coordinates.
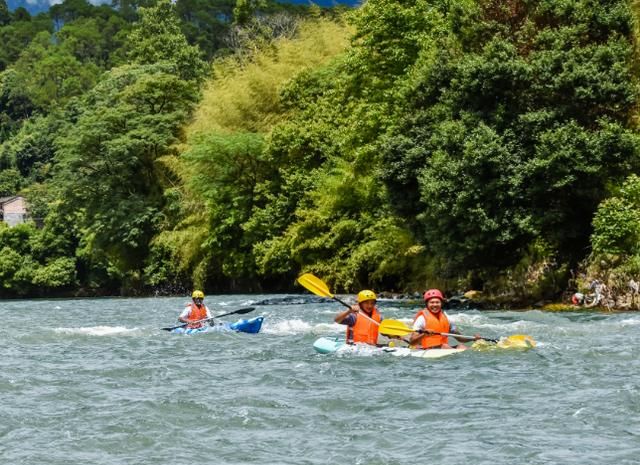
top-left (7, 0), bottom-right (360, 15)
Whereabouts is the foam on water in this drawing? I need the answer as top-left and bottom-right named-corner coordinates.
top-left (261, 319), bottom-right (314, 335)
top-left (53, 326), bottom-right (140, 336)
top-left (218, 301), bottom-right (254, 307)
top-left (261, 319), bottom-right (349, 336)
top-left (450, 311), bottom-right (551, 333)
top-left (312, 322), bottom-right (344, 334)
top-left (335, 344), bottom-right (384, 357)
top-left (618, 317), bottom-right (640, 327)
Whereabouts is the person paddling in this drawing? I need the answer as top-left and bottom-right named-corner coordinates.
top-left (409, 289), bottom-right (479, 350)
top-left (178, 290), bottom-right (212, 329)
top-left (334, 290), bottom-right (382, 345)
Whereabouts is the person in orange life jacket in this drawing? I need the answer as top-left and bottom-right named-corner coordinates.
top-left (178, 290), bottom-right (212, 329)
top-left (409, 289), bottom-right (480, 350)
top-left (334, 290), bottom-right (382, 345)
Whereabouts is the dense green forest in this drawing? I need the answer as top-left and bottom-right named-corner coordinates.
top-left (1, 0), bottom-right (640, 305)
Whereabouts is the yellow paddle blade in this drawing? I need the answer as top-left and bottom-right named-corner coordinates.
top-left (379, 319), bottom-right (414, 336)
top-left (296, 273), bottom-right (334, 298)
top-left (499, 334), bottom-right (536, 348)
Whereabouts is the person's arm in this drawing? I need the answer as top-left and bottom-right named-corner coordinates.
top-left (177, 306), bottom-right (191, 323)
top-left (409, 315), bottom-right (428, 345)
top-left (335, 305), bottom-right (359, 324)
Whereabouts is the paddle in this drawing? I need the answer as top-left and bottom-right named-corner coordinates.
top-left (297, 273), bottom-right (351, 307)
top-left (379, 319), bottom-right (535, 347)
top-left (296, 273), bottom-right (382, 327)
top-left (297, 273), bottom-right (412, 346)
top-left (161, 306), bottom-right (256, 331)
top-left (379, 319), bottom-right (495, 342)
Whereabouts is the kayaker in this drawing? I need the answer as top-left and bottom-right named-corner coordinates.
top-left (178, 290), bottom-right (212, 329)
top-left (334, 290), bottom-right (382, 345)
top-left (409, 289), bottom-right (479, 350)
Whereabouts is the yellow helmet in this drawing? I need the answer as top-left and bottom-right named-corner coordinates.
top-left (192, 290), bottom-right (205, 299)
top-left (357, 290), bottom-right (377, 303)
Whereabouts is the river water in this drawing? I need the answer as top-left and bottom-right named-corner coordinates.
top-left (1, 295), bottom-right (639, 465)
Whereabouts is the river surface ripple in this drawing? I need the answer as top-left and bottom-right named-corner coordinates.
top-left (1, 295), bottom-right (640, 465)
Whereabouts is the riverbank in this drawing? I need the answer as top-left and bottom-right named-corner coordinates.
top-left (6, 279), bottom-right (640, 312)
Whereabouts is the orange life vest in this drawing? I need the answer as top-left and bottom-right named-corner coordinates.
top-left (413, 309), bottom-right (450, 349)
top-left (186, 303), bottom-right (208, 328)
top-left (346, 308), bottom-right (381, 345)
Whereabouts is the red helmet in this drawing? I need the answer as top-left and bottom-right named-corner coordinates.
top-left (423, 289), bottom-right (444, 302)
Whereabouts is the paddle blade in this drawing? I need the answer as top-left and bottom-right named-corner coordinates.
top-left (379, 319), bottom-right (414, 336)
top-left (297, 273), bottom-right (334, 298)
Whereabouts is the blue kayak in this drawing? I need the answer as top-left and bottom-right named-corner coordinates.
top-left (171, 316), bottom-right (264, 335)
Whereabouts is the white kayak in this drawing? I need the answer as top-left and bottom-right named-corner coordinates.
top-left (386, 346), bottom-right (464, 359)
top-left (312, 337), bottom-right (464, 359)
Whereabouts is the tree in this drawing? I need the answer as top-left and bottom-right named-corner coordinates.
top-left (0, 168), bottom-right (21, 195)
top-left (0, 69), bottom-right (38, 141)
top-left (54, 63), bottom-right (198, 278)
top-left (12, 7), bottom-right (30, 22)
top-left (0, 114), bottom-right (62, 182)
top-left (182, 132), bottom-right (269, 288)
top-left (157, 17), bottom-right (353, 289)
top-left (0, 0), bottom-right (10, 27)
top-left (58, 18), bottom-right (108, 64)
top-left (591, 175), bottom-right (640, 256)
top-left (110, 0), bottom-right (156, 22)
top-left (49, 0), bottom-right (94, 24)
top-left (176, 0), bottom-right (234, 58)
top-left (0, 14), bottom-right (52, 71)
top-left (380, 0), bottom-right (640, 276)
top-left (11, 31), bottom-right (100, 109)
top-left (233, 0), bottom-right (265, 26)
top-left (127, 0), bottom-right (208, 82)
